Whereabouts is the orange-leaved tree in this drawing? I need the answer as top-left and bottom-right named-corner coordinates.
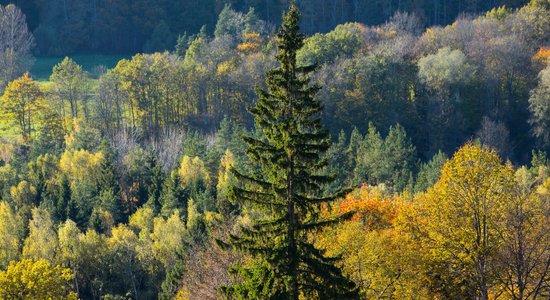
top-left (317, 185), bottom-right (428, 298)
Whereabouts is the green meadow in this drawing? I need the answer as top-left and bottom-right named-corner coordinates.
top-left (30, 54), bottom-right (129, 81)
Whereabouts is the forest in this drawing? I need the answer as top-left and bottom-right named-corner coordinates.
top-left (0, 0), bottom-right (549, 299)
top-left (0, 0), bottom-right (532, 54)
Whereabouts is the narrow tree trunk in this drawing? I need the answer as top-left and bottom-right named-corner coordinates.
top-left (287, 158), bottom-right (298, 300)
top-left (72, 264), bottom-right (79, 296)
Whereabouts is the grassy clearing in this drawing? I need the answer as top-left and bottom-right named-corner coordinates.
top-left (30, 54), bottom-right (130, 81)
top-left (1, 54), bottom-right (125, 140)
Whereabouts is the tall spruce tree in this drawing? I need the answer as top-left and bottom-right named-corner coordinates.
top-left (221, 1), bottom-right (358, 298)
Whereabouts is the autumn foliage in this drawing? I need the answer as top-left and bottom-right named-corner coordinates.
top-left (534, 47), bottom-right (550, 64)
top-left (334, 185), bottom-right (401, 228)
top-left (317, 144), bottom-right (550, 299)
top-left (237, 32), bottom-right (263, 54)
top-left (0, 259), bottom-right (78, 299)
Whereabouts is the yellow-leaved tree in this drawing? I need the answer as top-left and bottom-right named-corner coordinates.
top-left (106, 224), bottom-right (140, 299)
top-left (0, 259), bottom-right (78, 299)
top-left (494, 172), bottom-right (550, 299)
top-left (22, 207), bottom-right (59, 262)
top-left (216, 149), bottom-right (235, 213)
top-left (151, 212), bottom-right (186, 269)
top-left (0, 72), bottom-right (43, 141)
top-left (59, 149), bottom-right (104, 185)
top-left (128, 207), bottom-right (157, 272)
top-left (178, 155), bottom-right (211, 210)
top-left (415, 143), bottom-right (515, 299)
top-left (0, 201), bottom-right (22, 268)
top-left (178, 155), bottom-right (210, 188)
top-left (57, 219), bottom-right (82, 296)
top-left (9, 180), bottom-right (36, 218)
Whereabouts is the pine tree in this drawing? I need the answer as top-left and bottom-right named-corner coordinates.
top-left (221, 2), bottom-right (358, 298)
top-left (384, 124), bottom-right (417, 192)
top-left (198, 25), bottom-right (208, 39)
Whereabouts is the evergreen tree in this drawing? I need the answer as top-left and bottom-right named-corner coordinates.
top-left (97, 140), bottom-right (125, 223)
top-left (57, 174), bottom-right (71, 222)
top-left (221, 2), bottom-right (358, 298)
top-left (207, 116), bottom-right (234, 179)
top-left (145, 150), bottom-right (164, 215)
top-left (346, 127), bottom-right (363, 176)
top-left (414, 151), bottom-right (448, 193)
top-left (159, 253), bottom-right (185, 300)
top-left (353, 123), bottom-right (384, 186)
top-left (384, 124), bottom-right (417, 191)
top-left (214, 116), bottom-right (234, 155)
top-left (353, 123), bottom-right (417, 192)
top-left (198, 25), bottom-right (208, 39)
top-left (181, 131), bottom-right (207, 158)
top-left (324, 130), bottom-right (349, 195)
top-left (88, 207), bottom-right (108, 234)
top-left (160, 171), bottom-right (188, 220)
top-left (531, 149), bottom-right (548, 169)
top-left (175, 33), bottom-right (189, 57)
top-left (66, 195), bottom-right (79, 225)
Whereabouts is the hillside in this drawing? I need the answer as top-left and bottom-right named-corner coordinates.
top-left (0, 1), bottom-right (549, 299)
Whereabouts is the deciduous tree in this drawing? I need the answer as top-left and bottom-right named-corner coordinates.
top-left (0, 259), bottom-right (78, 300)
top-left (0, 201), bottom-right (21, 268)
top-left (0, 4), bottom-right (34, 90)
top-left (0, 72), bottom-right (43, 141)
top-left (529, 64), bottom-right (550, 148)
top-left (22, 207), bottom-right (59, 262)
top-left (416, 144), bottom-right (516, 299)
top-left (49, 57), bottom-right (89, 120)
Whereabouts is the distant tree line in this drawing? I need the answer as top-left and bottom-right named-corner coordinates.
top-left (0, 0), bottom-right (530, 55)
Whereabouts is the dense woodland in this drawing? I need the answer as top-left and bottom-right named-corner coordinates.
top-left (0, 0), bottom-right (533, 54)
top-left (0, 0), bottom-right (549, 299)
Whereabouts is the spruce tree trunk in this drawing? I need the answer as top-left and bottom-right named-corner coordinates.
top-left (287, 159), bottom-right (298, 300)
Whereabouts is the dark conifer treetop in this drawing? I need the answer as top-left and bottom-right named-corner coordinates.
top-left (222, 1), bottom-right (358, 298)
